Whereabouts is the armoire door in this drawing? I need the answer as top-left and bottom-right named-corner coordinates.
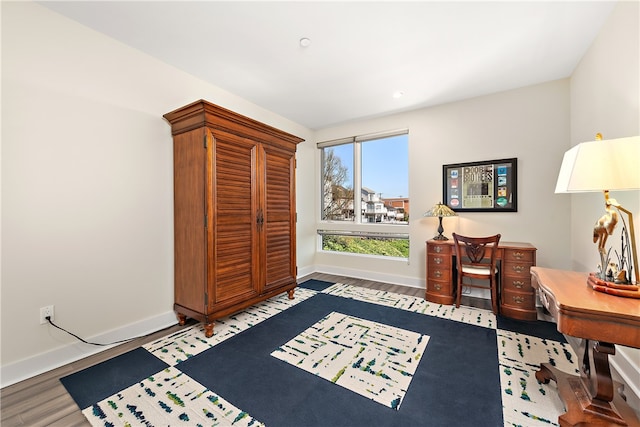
top-left (173, 129), bottom-right (208, 316)
top-left (207, 129), bottom-right (260, 310)
top-left (262, 144), bottom-right (297, 293)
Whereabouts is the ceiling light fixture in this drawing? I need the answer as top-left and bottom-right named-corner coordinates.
top-left (299, 37), bottom-right (311, 47)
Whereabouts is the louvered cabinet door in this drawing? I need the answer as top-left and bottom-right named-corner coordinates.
top-left (262, 144), bottom-right (297, 293)
top-left (208, 131), bottom-right (260, 309)
top-left (164, 99), bottom-right (303, 337)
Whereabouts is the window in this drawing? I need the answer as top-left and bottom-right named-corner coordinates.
top-left (361, 135), bottom-right (409, 224)
top-left (318, 230), bottom-right (410, 258)
top-left (321, 142), bottom-right (354, 221)
top-left (320, 130), bottom-right (409, 224)
top-left (318, 130), bottom-right (409, 258)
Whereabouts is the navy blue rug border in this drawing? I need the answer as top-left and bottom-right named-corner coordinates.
top-left (297, 279), bottom-right (334, 291)
top-left (60, 347), bottom-right (169, 410)
top-left (178, 292), bottom-right (504, 426)
top-left (59, 280), bottom-right (565, 426)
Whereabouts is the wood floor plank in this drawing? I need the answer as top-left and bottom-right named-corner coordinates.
top-left (0, 414), bottom-right (25, 427)
top-left (19, 394), bottom-right (80, 427)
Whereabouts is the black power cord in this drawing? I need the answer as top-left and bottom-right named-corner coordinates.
top-left (45, 316), bottom-right (179, 347)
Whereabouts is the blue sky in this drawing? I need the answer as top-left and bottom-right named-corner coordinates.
top-left (331, 134), bottom-right (409, 198)
top-left (362, 135), bottom-right (409, 198)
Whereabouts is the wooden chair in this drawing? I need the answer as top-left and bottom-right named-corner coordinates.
top-left (452, 233), bottom-right (501, 314)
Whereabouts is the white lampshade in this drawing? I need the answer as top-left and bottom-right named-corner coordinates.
top-left (555, 136), bottom-right (640, 193)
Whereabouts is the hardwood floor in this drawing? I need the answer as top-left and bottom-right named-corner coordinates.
top-left (0, 273), bottom-right (488, 426)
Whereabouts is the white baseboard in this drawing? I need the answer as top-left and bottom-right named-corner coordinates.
top-left (1, 311), bottom-right (177, 388)
top-left (611, 346), bottom-right (640, 412)
top-left (296, 264), bottom-right (316, 279)
top-left (305, 264), bottom-right (494, 300)
top-left (309, 263), bottom-right (425, 289)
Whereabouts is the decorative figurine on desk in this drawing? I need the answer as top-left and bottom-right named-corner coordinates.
top-left (588, 197), bottom-right (639, 297)
top-left (593, 199), bottom-right (618, 275)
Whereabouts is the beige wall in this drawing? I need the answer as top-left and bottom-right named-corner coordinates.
top-left (313, 79), bottom-right (572, 286)
top-left (569, 1), bottom-right (640, 277)
top-left (568, 0), bottom-right (640, 409)
top-left (1, 2), bottom-right (315, 384)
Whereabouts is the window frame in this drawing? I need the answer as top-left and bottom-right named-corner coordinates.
top-left (317, 129), bottom-right (410, 259)
top-left (318, 129), bottom-right (409, 225)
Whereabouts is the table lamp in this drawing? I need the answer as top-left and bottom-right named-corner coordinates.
top-left (424, 202), bottom-right (457, 240)
top-left (555, 134), bottom-right (640, 289)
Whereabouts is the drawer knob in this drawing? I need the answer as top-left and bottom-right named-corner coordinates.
top-left (434, 270), bottom-right (442, 278)
top-left (512, 265), bottom-right (526, 273)
top-left (513, 251), bottom-right (524, 259)
top-left (513, 295), bottom-right (525, 304)
top-left (513, 280), bottom-right (525, 289)
top-left (434, 283), bottom-right (442, 291)
top-left (434, 246), bottom-right (442, 253)
top-left (434, 257), bottom-right (442, 264)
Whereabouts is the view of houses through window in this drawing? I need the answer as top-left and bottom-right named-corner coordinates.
top-left (319, 132), bottom-right (409, 258)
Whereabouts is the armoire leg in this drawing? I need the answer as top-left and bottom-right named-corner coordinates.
top-left (177, 313), bottom-right (187, 326)
top-left (203, 322), bottom-right (214, 338)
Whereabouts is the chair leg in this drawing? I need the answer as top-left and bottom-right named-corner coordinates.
top-left (491, 276), bottom-right (498, 314)
top-left (455, 279), bottom-right (461, 308)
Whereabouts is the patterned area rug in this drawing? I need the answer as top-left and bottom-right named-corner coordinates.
top-left (271, 311), bottom-right (429, 410)
top-left (61, 281), bottom-right (577, 426)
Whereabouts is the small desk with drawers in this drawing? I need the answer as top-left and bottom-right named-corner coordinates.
top-left (425, 239), bottom-right (537, 320)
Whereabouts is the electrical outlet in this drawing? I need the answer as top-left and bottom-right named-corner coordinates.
top-left (40, 305), bottom-right (54, 325)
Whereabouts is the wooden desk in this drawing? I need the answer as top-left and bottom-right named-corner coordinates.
top-left (531, 267), bottom-right (640, 427)
top-left (425, 239), bottom-right (537, 320)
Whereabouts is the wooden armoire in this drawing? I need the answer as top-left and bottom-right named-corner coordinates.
top-left (163, 100), bottom-right (304, 337)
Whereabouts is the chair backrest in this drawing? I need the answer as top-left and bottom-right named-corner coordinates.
top-left (452, 233), bottom-right (501, 269)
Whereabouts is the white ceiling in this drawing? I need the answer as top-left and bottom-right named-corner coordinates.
top-left (41, 1), bottom-right (617, 130)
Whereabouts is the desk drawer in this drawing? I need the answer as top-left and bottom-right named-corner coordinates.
top-left (503, 261), bottom-right (533, 278)
top-left (428, 254), bottom-right (451, 268)
top-left (503, 276), bottom-right (533, 292)
top-left (428, 243), bottom-right (451, 255)
top-left (504, 249), bottom-right (535, 263)
top-left (427, 280), bottom-right (452, 295)
top-left (426, 241), bottom-right (454, 305)
top-left (501, 289), bottom-right (536, 310)
top-left (428, 267), bottom-right (451, 282)
top-left (500, 246), bottom-right (536, 320)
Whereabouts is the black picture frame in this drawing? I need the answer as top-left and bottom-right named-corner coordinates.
top-left (442, 158), bottom-right (517, 212)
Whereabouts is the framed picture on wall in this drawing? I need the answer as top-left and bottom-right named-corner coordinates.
top-left (442, 158), bottom-right (517, 212)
